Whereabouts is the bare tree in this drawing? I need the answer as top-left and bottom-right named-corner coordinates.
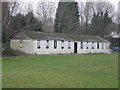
top-left (2, 2), bottom-right (9, 26)
top-left (36, 2), bottom-right (57, 32)
top-left (7, 2), bottom-right (19, 28)
top-left (93, 1), bottom-right (115, 19)
top-left (2, 1), bottom-right (19, 28)
top-left (77, 1), bottom-right (116, 34)
top-left (118, 15), bottom-right (120, 24)
top-left (78, 2), bottom-right (84, 25)
top-left (118, 3), bottom-right (120, 24)
top-left (84, 2), bottom-right (94, 30)
top-left (22, 2), bottom-right (33, 15)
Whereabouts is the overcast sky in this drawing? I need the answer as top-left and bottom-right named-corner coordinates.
top-left (11, 0), bottom-right (119, 18)
top-left (81, 0), bottom-right (119, 10)
top-left (17, 0), bottom-right (119, 11)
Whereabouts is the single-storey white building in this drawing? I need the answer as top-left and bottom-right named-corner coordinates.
top-left (10, 30), bottom-right (111, 55)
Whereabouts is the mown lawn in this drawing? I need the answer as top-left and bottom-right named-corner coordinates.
top-left (2, 52), bottom-right (118, 88)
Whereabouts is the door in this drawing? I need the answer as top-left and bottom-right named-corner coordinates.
top-left (74, 42), bottom-right (77, 53)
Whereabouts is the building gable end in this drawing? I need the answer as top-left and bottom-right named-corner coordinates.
top-left (13, 32), bottom-right (32, 39)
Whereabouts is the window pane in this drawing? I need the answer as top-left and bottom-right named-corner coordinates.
top-left (61, 40), bottom-right (64, 49)
top-left (81, 42), bottom-right (83, 49)
top-left (68, 41), bottom-right (71, 49)
top-left (97, 42), bottom-right (99, 49)
top-left (92, 42), bottom-right (94, 49)
top-left (46, 40), bottom-right (49, 49)
top-left (86, 42), bottom-right (89, 49)
top-left (54, 40), bottom-right (57, 49)
top-left (37, 40), bottom-right (41, 49)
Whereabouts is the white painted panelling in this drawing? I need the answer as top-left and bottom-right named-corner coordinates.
top-left (10, 39), bottom-right (111, 55)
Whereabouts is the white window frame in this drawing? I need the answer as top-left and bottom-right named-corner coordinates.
top-left (104, 43), bottom-right (106, 49)
top-left (102, 42), bottom-right (104, 49)
top-left (106, 43), bottom-right (109, 49)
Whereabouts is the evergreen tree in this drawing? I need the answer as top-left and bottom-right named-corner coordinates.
top-left (90, 10), bottom-right (112, 36)
top-left (25, 12), bottom-right (42, 31)
top-left (54, 0), bottom-right (79, 34)
top-left (10, 14), bottom-right (27, 30)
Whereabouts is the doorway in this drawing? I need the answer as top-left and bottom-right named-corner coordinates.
top-left (74, 42), bottom-right (77, 53)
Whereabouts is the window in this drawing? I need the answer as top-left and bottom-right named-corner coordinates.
top-left (68, 41), bottom-right (71, 49)
top-left (81, 42), bottom-right (83, 49)
top-left (61, 40), bottom-right (64, 49)
top-left (92, 42), bottom-right (94, 49)
top-left (97, 42), bottom-right (99, 49)
top-left (19, 39), bottom-right (23, 48)
top-left (46, 40), bottom-right (49, 49)
top-left (86, 42), bottom-right (89, 49)
top-left (37, 40), bottom-right (41, 49)
top-left (54, 40), bottom-right (57, 49)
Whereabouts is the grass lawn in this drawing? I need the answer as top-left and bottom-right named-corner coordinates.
top-left (2, 52), bottom-right (118, 88)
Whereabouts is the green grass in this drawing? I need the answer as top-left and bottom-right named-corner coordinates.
top-left (2, 53), bottom-right (118, 88)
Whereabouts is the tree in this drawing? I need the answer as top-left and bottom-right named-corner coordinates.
top-left (54, 0), bottom-right (79, 34)
top-left (9, 14), bottom-right (27, 38)
top-left (78, 2), bottom-right (84, 25)
top-left (11, 14), bottom-right (26, 29)
top-left (36, 2), bottom-right (57, 32)
top-left (2, 2), bottom-right (9, 27)
top-left (2, 2), bottom-right (19, 44)
top-left (83, 2), bottom-right (94, 33)
top-left (90, 10), bottom-right (112, 36)
top-left (77, 1), bottom-right (116, 34)
top-left (2, 2), bottom-right (11, 43)
top-left (18, 2), bottom-right (33, 15)
top-left (25, 11), bottom-right (42, 31)
top-left (8, 2), bottom-right (19, 27)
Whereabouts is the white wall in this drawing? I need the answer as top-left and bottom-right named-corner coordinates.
top-left (33, 40), bottom-right (74, 55)
top-left (10, 39), bottom-right (33, 54)
top-left (77, 41), bottom-right (111, 54)
top-left (10, 39), bottom-right (111, 55)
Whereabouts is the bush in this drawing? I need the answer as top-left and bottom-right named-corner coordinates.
top-left (2, 43), bottom-right (26, 56)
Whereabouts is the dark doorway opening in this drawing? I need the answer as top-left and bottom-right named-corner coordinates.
top-left (74, 42), bottom-right (77, 53)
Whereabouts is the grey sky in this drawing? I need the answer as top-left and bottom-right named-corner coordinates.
top-left (17, 0), bottom-right (119, 11)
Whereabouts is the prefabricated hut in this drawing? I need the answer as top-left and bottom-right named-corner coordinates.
top-left (10, 30), bottom-right (111, 55)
